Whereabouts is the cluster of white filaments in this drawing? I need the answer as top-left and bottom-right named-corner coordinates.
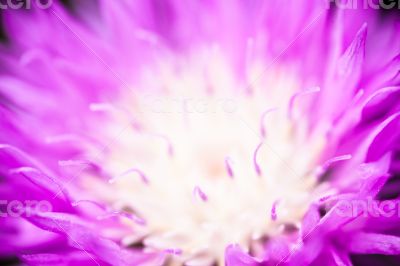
top-left (83, 45), bottom-right (335, 265)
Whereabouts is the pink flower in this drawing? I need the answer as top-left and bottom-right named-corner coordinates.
top-left (0, 1), bottom-right (399, 265)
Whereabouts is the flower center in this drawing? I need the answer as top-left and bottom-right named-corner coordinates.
top-left (83, 48), bottom-right (331, 265)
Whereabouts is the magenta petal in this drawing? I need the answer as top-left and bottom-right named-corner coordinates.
top-left (301, 204), bottom-right (320, 240)
top-left (225, 245), bottom-right (260, 266)
top-left (28, 212), bottom-right (164, 266)
top-left (330, 248), bottom-right (352, 266)
top-left (359, 153), bottom-right (392, 197)
top-left (9, 167), bottom-right (69, 202)
top-left (337, 23), bottom-right (367, 82)
top-left (362, 86), bottom-right (400, 122)
top-left (22, 252), bottom-right (103, 266)
top-left (349, 233), bottom-right (400, 255)
top-left (264, 238), bottom-right (290, 263)
top-left (366, 115), bottom-right (400, 162)
top-left (0, 144), bottom-right (54, 176)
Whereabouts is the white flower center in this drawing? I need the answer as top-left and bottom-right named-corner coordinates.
top-left (83, 47), bottom-right (331, 265)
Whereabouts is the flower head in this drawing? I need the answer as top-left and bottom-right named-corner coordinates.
top-left (0, 1), bottom-right (399, 265)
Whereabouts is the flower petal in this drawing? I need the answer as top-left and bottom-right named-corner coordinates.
top-left (349, 233), bottom-right (400, 255)
top-left (225, 245), bottom-right (260, 266)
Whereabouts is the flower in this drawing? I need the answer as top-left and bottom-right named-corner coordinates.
top-left (0, 0), bottom-right (399, 265)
